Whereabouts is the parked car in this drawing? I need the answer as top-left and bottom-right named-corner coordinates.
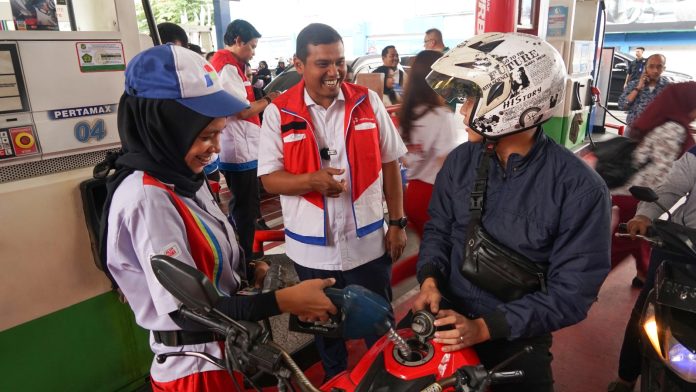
top-left (607, 50), bottom-right (692, 108)
top-left (264, 54), bottom-right (408, 94)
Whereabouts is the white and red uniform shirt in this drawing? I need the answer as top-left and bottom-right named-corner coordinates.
top-left (210, 50), bottom-right (260, 171)
top-left (401, 105), bottom-right (458, 184)
top-left (106, 171), bottom-right (242, 383)
top-left (258, 83), bottom-right (407, 271)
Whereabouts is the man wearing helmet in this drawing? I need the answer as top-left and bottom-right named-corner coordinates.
top-left (413, 33), bottom-right (611, 391)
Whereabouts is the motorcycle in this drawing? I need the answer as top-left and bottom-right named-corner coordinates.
top-left (615, 186), bottom-right (696, 391)
top-left (149, 254), bottom-right (529, 392)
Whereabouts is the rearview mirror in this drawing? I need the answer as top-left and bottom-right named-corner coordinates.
top-left (629, 186), bottom-right (659, 203)
top-left (151, 255), bottom-right (221, 313)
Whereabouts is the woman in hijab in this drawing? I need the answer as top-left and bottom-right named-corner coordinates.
top-left (99, 44), bottom-right (336, 391)
top-left (373, 65), bottom-right (401, 106)
top-left (257, 60), bottom-right (272, 89)
top-left (609, 81), bottom-right (696, 392)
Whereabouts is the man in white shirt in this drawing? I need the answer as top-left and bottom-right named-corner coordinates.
top-left (258, 23), bottom-right (408, 379)
top-left (209, 20), bottom-right (279, 273)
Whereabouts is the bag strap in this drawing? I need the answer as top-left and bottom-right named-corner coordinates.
top-left (465, 141), bottom-right (497, 263)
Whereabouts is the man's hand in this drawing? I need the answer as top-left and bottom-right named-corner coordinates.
top-left (627, 215), bottom-right (652, 238)
top-left (251, 261), bottom-right (270, 289)
top-left (636, 72), bottom-right (648, 91)
top-left (266, 90), bottom-right (281, 101)
top-left (412, 278), bottom-right (442, 314)
top-left (276, 278), bottom-right (338, 322)
top-left (433, 310), bottom-right (491, 352)
top-left (385, 226), bottom-right (407, 262)
top-left (309, 168), bottom-right (347, 197)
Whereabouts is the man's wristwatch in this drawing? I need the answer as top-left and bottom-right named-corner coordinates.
top-left (389, 216), bottom-right (408, 229)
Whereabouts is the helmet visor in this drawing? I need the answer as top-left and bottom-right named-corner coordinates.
top-left (426, 70), bottom-right (482, 106)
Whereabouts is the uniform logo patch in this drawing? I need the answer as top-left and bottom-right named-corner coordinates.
top-left (203, 64), bottom-right (218, 87)
top-left (354, 122), bottom-right (376, 131)
top-left (161, 242), bottom-right (182, 258)
top-left (283, 133), bottom-right (307, 143)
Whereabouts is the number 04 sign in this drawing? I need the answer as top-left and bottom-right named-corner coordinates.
top-left (74, 119), bottom-right (106, 143)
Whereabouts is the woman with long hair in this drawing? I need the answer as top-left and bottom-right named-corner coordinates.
top-left (398, 50), bottom-right (457, 237)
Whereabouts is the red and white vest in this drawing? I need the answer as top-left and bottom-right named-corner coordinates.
top-left (210, 50), bottom-right (260, 171)
top-left (273, 81), bottom-right (384, 245)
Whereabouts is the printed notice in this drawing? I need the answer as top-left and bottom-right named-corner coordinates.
top-left (547, 6), bottom-right (569, 37)
top-left (76, 42), bottom-right (126, 72)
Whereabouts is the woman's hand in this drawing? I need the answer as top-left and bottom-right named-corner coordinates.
top-left (432, 310), bottom-right (491, 352)
top-left (412, 278), bottom-right (442, 314)
top-left (627, 214), bottom-right (652, 238)
top-left (276, 278), bottom-right (338, 322)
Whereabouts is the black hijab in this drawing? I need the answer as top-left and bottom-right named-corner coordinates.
top-left (373, 65), bottom-right (399, 104)
top-left (113, 93), bottom-right (213, 196)
top-left (96, 93), bottom-right (214, 283)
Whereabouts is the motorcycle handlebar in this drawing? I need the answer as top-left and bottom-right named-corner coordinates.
top-left (490, 370), bottom-right (525, 383)
top-left (419, 369), bottom-right (525, 392)
top-left (162, 305), bottom-right (323, 392)
top-left (616, 223), bottom-right (661, 246)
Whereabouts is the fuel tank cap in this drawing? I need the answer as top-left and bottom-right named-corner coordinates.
top-left (411, 310), bottom-right (436, 341)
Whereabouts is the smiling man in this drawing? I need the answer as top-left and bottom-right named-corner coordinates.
top-left (257, 23), bottom-right (408, 380)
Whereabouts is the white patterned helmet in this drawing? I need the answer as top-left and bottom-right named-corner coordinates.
top-left (427, 32), bottom-right (567, 139)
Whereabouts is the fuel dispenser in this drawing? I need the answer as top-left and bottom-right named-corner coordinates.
top-left (0, 1), bottom-right (154, 391)
top-left (542, 0), bottom-right (600, 148)
top-left (475, 0), bottom-right (601, 149)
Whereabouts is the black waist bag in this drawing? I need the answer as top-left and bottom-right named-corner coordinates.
top-left (461, 140), bottom-right (548, 303)
top-left (462, 224), bottom-right (548, 303)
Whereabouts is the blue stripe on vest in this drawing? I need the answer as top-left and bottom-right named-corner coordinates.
top-left (688, 145), bottom-right (696, 157)
top-left (356, 218), bottom-right (384, 238)
top-left (285, 228), bottom-right (327, 246)
top-left (219, 160), bottom-right (258, 172)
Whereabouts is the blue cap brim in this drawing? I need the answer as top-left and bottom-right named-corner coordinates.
top-left (176, 90), bottom-right (249, 118)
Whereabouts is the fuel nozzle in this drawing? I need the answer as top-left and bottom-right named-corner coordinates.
top-left (386, 326), bottom-right (412, 359)
top-left (387, 310), bottom-right (437, 361)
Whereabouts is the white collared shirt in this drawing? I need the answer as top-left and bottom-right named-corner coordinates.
top-left (258, 88), bottom-right (407, 271)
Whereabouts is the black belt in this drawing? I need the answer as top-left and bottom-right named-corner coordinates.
top-left (152, 330), bottom-right (224, 346)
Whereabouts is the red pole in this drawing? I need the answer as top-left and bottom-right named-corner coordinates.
top-left (476, 0), bottom-right (518, 34)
